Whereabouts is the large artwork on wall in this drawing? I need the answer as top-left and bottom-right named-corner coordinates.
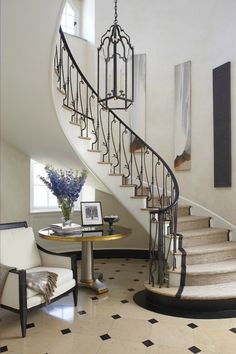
top-left (129, 53), bottom-right (146, 152)
top-left (174, 61), bottom-right (191, 171)
top-left (213, 62), bottom-right (231, 187)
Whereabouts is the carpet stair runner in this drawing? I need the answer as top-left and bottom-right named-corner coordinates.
top-left (143, 205), bottom-right (236, 317)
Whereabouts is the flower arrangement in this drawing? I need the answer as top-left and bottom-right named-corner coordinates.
top-left (40, 166), bottom-right (87, 224)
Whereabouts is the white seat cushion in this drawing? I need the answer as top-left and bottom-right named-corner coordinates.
top-left (26, 267), bottom-right (74, 298)
top-left (0, 227), bottom-right (42, 269)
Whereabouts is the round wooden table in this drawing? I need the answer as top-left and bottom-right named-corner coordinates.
top-left (38, 225), bottom-right (131, 294)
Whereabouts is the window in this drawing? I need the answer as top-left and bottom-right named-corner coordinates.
top-left (30, 160), bottom-right (94, 212)
top-left (61, 1), bottom-right (79, 36)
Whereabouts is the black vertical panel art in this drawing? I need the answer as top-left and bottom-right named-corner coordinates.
top-left (213, 62), bottom-right (231, 187)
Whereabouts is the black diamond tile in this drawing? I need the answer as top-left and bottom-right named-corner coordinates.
top-left (141, 265), bottom-right (147, 268)
top-left (128, 288), bottom-right (135, 292)
top-left (148, 318), bottom-right (158, 324)
top-left (188, 323), bottom-right (198, 329)
top-left (133, 279), bottom-right (140, 282)
top-left (91, 296), bottom-right (98, 300)
top-left (142, 340), bottom-right (154, 347)
top-left (78, 310), bottom-right (87, 315)
top-left (101, 262), bottom-right (106, 264)
top-left (138, 271), bottom-right (143, 274)
top-left (26, 322), bottom-right (35, 329)
top-left (115, 270), bottom-right (121, 272)
top-left (120, 299), bottom-right (129, 304)
top-left (94, 267), bottom-right (100, 271)
top-left (0, 346), bottom-right (8, 353)
top-left (121, 263), bottom-right (126, 266)
top-left (108, 277), bottom-right (115, 280)
top-left (112, 314), bottom-right (121, 319)
top-left (229, 327), bottom-right (236, 333)
top-left (100, 333), bottom-right (111, 341)
top-left (61, 328), bottom-right (71, 335)
top-left (188, 346), bottom-right (201, 353)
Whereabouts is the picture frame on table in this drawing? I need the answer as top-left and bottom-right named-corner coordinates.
top-left (80, 201), bottom-right (103, 226)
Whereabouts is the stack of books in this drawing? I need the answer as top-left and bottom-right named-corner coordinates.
top-left (50, 223), bottom-right (82, 235)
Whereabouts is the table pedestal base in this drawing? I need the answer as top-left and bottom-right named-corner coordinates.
top-left (78, 279), bottom-right (108, 294)
top-left (79, 241), bottom-right (108, 294)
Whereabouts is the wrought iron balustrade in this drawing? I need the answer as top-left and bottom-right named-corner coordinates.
top-left (54, 27), bottom-right (179, 287)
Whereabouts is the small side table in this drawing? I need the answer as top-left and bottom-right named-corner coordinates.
top-left (38, 225), bottom-right (131, 294)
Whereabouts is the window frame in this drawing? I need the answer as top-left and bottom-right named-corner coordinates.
top-left (30, 160), bottom-right (94, 213)
top-left (61, 0), bottom-right (80, 37)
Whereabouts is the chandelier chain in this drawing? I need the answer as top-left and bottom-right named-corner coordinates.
top-left (114, 0), bottom-right (118, 23)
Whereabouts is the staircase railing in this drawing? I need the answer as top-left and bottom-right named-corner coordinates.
top-left (54, 27), bottom-right (179, 287)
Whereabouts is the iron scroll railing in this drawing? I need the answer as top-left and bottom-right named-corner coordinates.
top-left (54, 27), bottom-right (179, 287)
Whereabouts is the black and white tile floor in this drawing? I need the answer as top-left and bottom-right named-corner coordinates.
top-left (1, 259), bottom-right (236, 353)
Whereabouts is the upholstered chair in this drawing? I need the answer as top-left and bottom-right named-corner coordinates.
top-left (0, 222), bottom-right (78, 337)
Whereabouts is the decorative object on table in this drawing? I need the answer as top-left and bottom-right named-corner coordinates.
top-left (40, 166), bottom-right (87, 225)
top-left (80, 201), bottom-right (103, 226)
top-left (103, 215), bottom-right (119, 231)
top-left (50, 222), bottom-right (82, 235)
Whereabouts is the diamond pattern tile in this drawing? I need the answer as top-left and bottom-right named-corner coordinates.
top-left (100, 334), bottom-right (111, 341)
top-left (112, 314), bottom-right (121, 319)
top-left (188, 346), bottom-right (201, 353)
top-left (78, 310), bottom-right (87, 315)
top-left (142, 339), bottom-right (154, 347)
top-left (229, 327), bottom-right (236, 333)
top-left (26, 323), bottom-right (35, 329)
top-left (187, 323), bottom-right (198, 329)
top-left (61, 328), bottom-right (71, 335)
top-left (120, 299), bottom-right (129, 304)
top-left (148, 318), bottom-right (158, 324)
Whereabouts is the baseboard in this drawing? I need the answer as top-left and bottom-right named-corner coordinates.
top-left (93, 249), bottom-right (149, 259)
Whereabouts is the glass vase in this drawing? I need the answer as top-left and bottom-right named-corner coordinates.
top-left (58, 198), bottom-right (74, 226)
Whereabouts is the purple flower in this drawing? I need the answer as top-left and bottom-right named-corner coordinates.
top-left (39, 166), bottom-right (87, 204)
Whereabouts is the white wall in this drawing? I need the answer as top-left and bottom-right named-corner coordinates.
top-left (95, 0), bottom-right (236, 226)
top-left (0, 140), bottom-right (30, 223)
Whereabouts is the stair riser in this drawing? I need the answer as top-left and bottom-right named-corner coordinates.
top-left (177, 206), bottom-right (191, 217)
top-left (177, 219), bottom-right (209, 232)
top-left (176, 249), bottom-right (236, 266)
top-left (182, 233), bottom-right (228, 248)
top-left (185, 271), bottom-right (236, 286)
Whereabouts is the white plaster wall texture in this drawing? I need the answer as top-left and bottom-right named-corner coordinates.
top-left (95, 0), bottom-right (236, 226)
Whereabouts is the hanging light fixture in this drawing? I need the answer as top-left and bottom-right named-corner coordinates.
top-left (97, 0), bottom-right (134, 110)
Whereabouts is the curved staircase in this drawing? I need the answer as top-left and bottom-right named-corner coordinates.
top-left (53, 27), bottom-right (236, 318)
top-left (141, 205), bottom-right (236, 318)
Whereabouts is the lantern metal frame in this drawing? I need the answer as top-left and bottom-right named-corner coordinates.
top-left (97, 0), bottom-right (134, 110)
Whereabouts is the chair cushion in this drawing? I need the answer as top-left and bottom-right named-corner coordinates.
top-left (0, 227), bottom-right (42, 269)
top-left (26, 267), bottom-right (74, 298)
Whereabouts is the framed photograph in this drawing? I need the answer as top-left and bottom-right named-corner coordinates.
top-left (80, 201), bottom-right (103, 226)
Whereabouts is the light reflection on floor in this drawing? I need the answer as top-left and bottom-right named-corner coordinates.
top-left (1, 258), bottom-right (236, 354)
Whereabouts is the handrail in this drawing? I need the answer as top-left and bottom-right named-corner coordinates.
top-left (54, 27), bottom-right (179, 287)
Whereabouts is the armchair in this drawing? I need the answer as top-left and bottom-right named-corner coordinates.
top-left (0, 221), bottom-right (78, 337)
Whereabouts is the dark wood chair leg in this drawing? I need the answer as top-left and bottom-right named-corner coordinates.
top-left (20, 308), bottom-right (27, 337)
top-left (19, 270), bottom-right (27, 337)
top-left (73, 286), bottom-right (78, 306)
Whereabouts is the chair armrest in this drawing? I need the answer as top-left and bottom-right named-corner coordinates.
top-left (38, 248), bottom-right (78, 284)
top-left (1, 269), bottom-right (26, 310)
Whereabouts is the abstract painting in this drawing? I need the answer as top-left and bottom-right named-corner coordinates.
top-left (174, 61), bottom-right (191, 171)
top-left (213, 62), bottom-right (231, 187)
top-left (129, 53), bottom-right (146, 152)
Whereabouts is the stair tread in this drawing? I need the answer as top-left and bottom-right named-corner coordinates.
top-left (170, 259), bottom-right (236, 275)
top-left (178, 241), bottom-right (236, 255)
top-left (145, 281), bottom-right (236, 300)
top-left (180, 227), bottom-right (228, 237)
top-left (178, 215), bottom-right (209, 223)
